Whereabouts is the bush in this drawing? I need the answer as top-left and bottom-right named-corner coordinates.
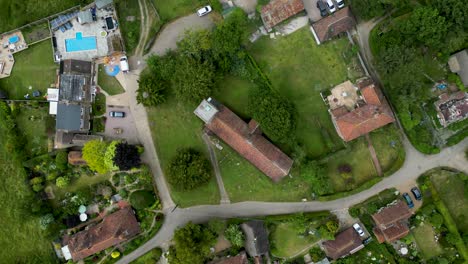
top-left (56, 176), bottom-right (70, 188)
top-left (113, 142), bottom-right (141, 171)
top-left (430, 213), bottom-right (444, 228)
top-left (168, 148), bottom-right (211, 191)
top-left (129, 190), bottom-right (156, 209)
top-left (118, 189), bottom-right (128, 198)
top-left (55, 151), bottom-right (68, 170)
top-left (224, 224), bottom-right (244, 248)
top-left (309, 246), bottom-right (325, 262)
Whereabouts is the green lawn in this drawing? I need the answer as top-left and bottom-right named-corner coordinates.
top-left (93, 93), bottom-right (106, 116)
top-left (97, 65), bottom-right (125, 95)
top-left (413, 224), bottom-right (443, 259)
top-left (147, 98), bottom-right (220, 207)
top-left (370, 124), bottom-right (405, 174)
top-left (153, 0), bottom-right (208, 21)
top-left (248, 28), bottom-right (351, 157)
top-left (430, 170), bottom-right (468, 233)
top-left (213, 75), bottom-right (254, 119)
top-left (115, 0), bottom-right (141, 55)
top-left (0, 41), bottom-right (57, 99)
top-left (270, 223), bottom-right (319, 258)
top-left (325, 137), bottom-right (377, 192)
top-left (15, 105), bottom-right (51, 157)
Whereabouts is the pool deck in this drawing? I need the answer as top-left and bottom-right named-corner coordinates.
top-left (0, 31), bottom-right (28, 79)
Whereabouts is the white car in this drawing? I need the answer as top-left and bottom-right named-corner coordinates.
top-left (353, 223), bottom-right (365, 236)
top-left (326, 0), bottom-right (336, 13)
top-left (197, 5), bottom-right (212, 17)
top-left (120, 56), bottom-right (129, 73)
top-left (336, 0), bottom-right (345, 8)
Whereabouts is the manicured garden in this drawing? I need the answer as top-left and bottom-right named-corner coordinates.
top-left (0, 41), bottom-right (57, 99)
top-left (97, 65), bottom-right (125, 95)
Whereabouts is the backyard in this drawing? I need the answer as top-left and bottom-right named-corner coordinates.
top-left (97, 65), bottom-right (125, 95)
top-left (114, 0), bottom-right (141, 55)
top-left (0, 41), bottom-right (57, 99)
top-left (15, 104), bottom-right (52, 158)
top-left (270, 223), bottom-right (319, 258)
top-left (413, 224), bottom-right (443, 259)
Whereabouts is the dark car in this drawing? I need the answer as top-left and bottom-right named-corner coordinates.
top-left (109, 111), bottom-right (125, 118)
top-left (316, 0), bottom-right (328, 17)
top-left (403, 193), bottom-right (414, 208)
top-left (411, 187), bottom-right (422, 200)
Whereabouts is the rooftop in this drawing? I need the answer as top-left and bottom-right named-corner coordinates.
top-left (56, 103), bottom-right (83, 131)
top-left (434, 91), bottom-right (468, 127)
top-left (323, 227), bottom-right (364, 260)
top-left (371, 200), bottom-right (412, 243)
top-left (448, 49), bottom-right (468, 87)
top-left (59, 74), bottom-right (91, 103)
top-left (261, 0), bottom-right (305, 32)
top-left (327, 80), bottom-right (360, 110)
top-left (60, 59), bottom-right (93, 75)
top-left (311, 7), bottom-right (356, 45)
top-left (195, 98), bottom-right (294, 181)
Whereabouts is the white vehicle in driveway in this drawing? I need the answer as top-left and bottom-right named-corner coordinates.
top-left (326, 0), bottom-right (336, 13)
top-left (336, 0), bottom-right (345, 9)
top-left (120, 56), bottom-right (129, 73)
top-left (353, 223), bottom-right (365, 236)
top-left (197, 5), bottom-right (212, 17)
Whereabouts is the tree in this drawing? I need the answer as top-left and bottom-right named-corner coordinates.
top-left (55, 151), bottom-right (68, 170)
top-left (168, 222), bottom-right (216, 264)
top-left (173, 56), bottom-right (215, 103)
top-left (56, 176), bottom-right (70, 188)
top-left (104, 140), bottom-right (119, 171)
top-left (303, 161), bottom-right (333, 196)
top-left (309, 246), bottom-right (326, 262)
top-left (82, 140), bottom-right (109, 174)
top-left (430, 213), bottom-right (444, 228)
top-left (39, 213), bottom-right (54, 230)
top-left (129, 190), bottom-right (156, 209)
top-left (225, 224), bottom-right (245, 248)
top-left (248, 88), bottom-right (296, 143)
top-left (137, 73), bottom-right (167, 106)
top-left (445, 233), bottom-right (461, 246)
top-left (326, 219), bottom-right (339, 234)
top-left (177, 29), bottom-right (212, 60)
top-left (113, 142), bottom-right (141, 170)
top-left (111, 251), bottom-right (120, 258)
top-left (168, 148), bottom-right (211, 191)
top-left (208, 219), bottom-right (226, 236)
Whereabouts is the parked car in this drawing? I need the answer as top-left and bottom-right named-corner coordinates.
top-left (326, 0), bottom-right (337, 13)
top-left (316, 0), bottom-right (328, 17)
top-left (411, 187), bottom-right (422, 200)
top-left (197, 5), bottom-right (212, 17)
top-left (402, 193), bottom-right (414, 208)
top-left (109, 111), bottom-right (125, 118)
top-left (336, 0), bottom-right (345, 8)
top-left (353, 223), bottom-right (365, 236)
top-left (120, 56), bottom-right (129, 73)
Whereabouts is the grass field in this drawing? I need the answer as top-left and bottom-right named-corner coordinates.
top-left (270, 223), bottom-right (319, 258)
top-left (97, 65), bottom-right (125, 95)
top-left (115, 0), bottom-right (141, 55)
top-left (430, 170), bottom-right (468, 233)
top-left (153, 0), bottom-right (208, 22)
top-left (248, 28), bottom-right (351, 157)
top-left (147, 98), bottom-right (220, 207)
top-left (213, 75), bottom-right (254, 119)
top-left (15, 105), bottom-right (50, 157)
top-left (370, 125), bottom-right (404, 172)
top-left (0, 41), bottom-right (57, 99)
top-left (413, 224), bottom-right (443, 259)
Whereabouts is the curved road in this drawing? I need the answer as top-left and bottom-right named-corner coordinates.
top-left (115, 12), bottom-right (468, 264)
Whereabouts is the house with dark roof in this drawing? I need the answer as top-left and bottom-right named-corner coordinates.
top-left (261, 0), bottom-right (305, 32)
top-left (241, 221), bottom-right (269, 258)
top-left (310, 6), bottom-right (356, 45)
top-left (210, 251), bottom-right (248, 264)
top-left (434, 91), bottom-right (468, 127)
top-left (448, 49), bottom-right (468, 87)
top-left (194, 98), bottom-right (293, 182)
top-left (327, 78), bottom-right (395, 142)
top-left (61, 206), bottom-right (140, 261)
top-left (372, 200), bottom-right (413, 243)
top-left (323, 227), bottom-right (364, 260)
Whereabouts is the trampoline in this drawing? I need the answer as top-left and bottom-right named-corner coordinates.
top-left (9, 35), bottom-right (19, 44)
top-left (105, 65), bottom-right (120, 76)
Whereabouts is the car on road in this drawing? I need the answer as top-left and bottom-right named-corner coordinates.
top-left (326, 0), bottom-right (337, 13)
top-left (316, 0), bottom-right (328, 17)
top-left (336, 0), bottom-right (345, 8)
top-left (353, 223), bottom-right (365, 236)
top-left (411, 187), bottom-right (422, 200)
top-left (109, 111), bottom-right (125, 118)
top-left (402, 193), bottom-right (414, 208)
top-left (197, 5), bottom-right (212, 17)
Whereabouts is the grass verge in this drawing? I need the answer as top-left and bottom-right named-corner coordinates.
top-left (97, 65), bottom-right (125, 95)
top-left (115, 0), bottom-right (141, 55)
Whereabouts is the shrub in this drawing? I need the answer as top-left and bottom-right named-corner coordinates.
top-left (309, 246), bottom-right (325, 262)
top-left (225, 224), bottom-right (244, 248)
top-left (29, 176), bottom-right (44, 185)
top-left (113, 142), bottom-right (141, 171)
top-left (430, 213), bottom-right (444, 228)
top-left (55, 151), bottom-right (68, 170)
top-left (168, 148), bottom-right (211, 191)
top-left (129, 190), bottom-right (156, 209)
top-left (56, 176), bottom-right (70, 188)
top-left (39, 214), bottom-right (54, 230)
top-left (118, 189), bottom-right (128, 198)
top-left (32, 184), bottom-right (44, 192)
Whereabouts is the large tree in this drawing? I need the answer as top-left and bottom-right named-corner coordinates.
top-left (113, 142), bottom-right (141, 170)
top-left (137, 73), bottom-right (167, 107)
top-left (168, 222), bottom-right (216, 264)
top-left (173, 56), bottom-right (215, 103)
top-left (82, 140), bottom-right (109, 174)
top-left (303, 161), bottom-right (333, 196)
top-left (248, 88), bottom-right (296, 143)
top-left (168, 148), bottom-right (211, 191)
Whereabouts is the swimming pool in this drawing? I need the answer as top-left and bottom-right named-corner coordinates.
top-left (65, 32), bottom-right (97, 52)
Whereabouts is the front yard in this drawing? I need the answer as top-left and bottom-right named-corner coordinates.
top-left (0, 41), bottom-right (57, 99)
top-left (270, 223), bottom-right (319, 258)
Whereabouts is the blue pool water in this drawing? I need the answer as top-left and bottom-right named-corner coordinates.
top-left (65, 32), bottom-right (96, 52)
top-left (9, 35), bottom-right (19, 44)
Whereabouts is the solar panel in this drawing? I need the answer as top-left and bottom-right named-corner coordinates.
top-left (50, 11), bottom-right (78, 30)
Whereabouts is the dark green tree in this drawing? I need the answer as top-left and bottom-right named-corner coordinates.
top-left (137, 73), bottom-right (167, 107)
top-left (248, 88), bottom-right (296, 143)
top-left (303, 161), bottom-right (333, 196)
top-left (168, 148), bottom-right (211, 191)
top-left (168, 222), bottom-right (216, 264)
top-left (173, 56), bottom-right (215, 103)
top-left (113, 142), bottom-right (141, 170)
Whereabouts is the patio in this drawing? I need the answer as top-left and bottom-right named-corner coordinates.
top-left (0, 31), bottom-right (28, 79)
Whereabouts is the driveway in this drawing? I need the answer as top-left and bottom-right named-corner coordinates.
top-left (302, 0), bottom-right (322, 23)
top-left (104, 105), bottom-right (139, 144)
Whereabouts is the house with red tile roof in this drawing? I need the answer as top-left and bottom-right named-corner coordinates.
top-left (310, 6), bottom-right (356, 45)
top-left (261, 0), bottom-right (305, 32)
top-left (323, 226), bottom-right (365, 259)
top-left (372, 200), bottom-right (413, 243)
top-left (194, 98), bottom-right (293, 181)
top-left (61, 206), bottom-right (141, 261)
top-left (327, 78), bottom-right (395, 142)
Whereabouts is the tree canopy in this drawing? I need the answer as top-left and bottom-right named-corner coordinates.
top-left (168, 222), bottom-right (216, 264)
top-left (137, 73), bottom-right (167, 107)
top-left (168, 148), bottom-right (211, 191)
top-left (82, 140), bottom-right (109, 174)
top-left (113, 142), bottom-right (141, 170)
